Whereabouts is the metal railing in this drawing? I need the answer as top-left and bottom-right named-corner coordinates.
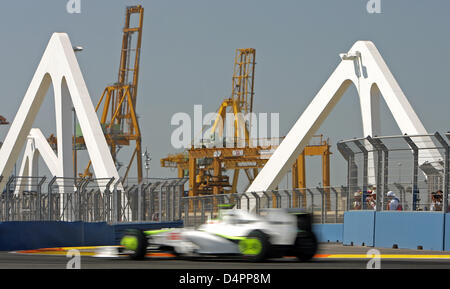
top-left (180, 187), bottom-right (347, 227)
top-left (338, 132), bottom-right (450, 212)
top-left (0, 176), bottom-right (188, 223)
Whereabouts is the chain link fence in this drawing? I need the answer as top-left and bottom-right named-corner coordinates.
top-left (0, 174), bottom-right (346, 226)
top-left (180, 187), bottom-right (347, 227)
top-left (3, 133), bottom-right (447, 225)
top-left (0, 176), bottom-right (188, 223)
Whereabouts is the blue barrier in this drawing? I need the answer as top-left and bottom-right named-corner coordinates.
top-left (343, 211), bottom-right (376, 246)
top-left (313, 224), bottom-right (343, 243)
top-left (0, 221), bottom-right (183, 251)
top-left (0, 221), bottom-right (84, 251)
top-left (5, 214), bottom-right (450, 252)
top-left (374, 211), bottom-right (444, 251)
top-left (444, 214), bottom-right (450, 251)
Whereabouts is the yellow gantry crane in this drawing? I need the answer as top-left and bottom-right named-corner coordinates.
top-left (77, 5), bottom-right (145, 183)
top-left (161, 48), bottom-right (258, 196)
top-left (161, 48), bottom-right (332, 209)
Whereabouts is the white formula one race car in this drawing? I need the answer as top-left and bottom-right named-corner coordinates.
top-left (119, 207), bottom-right (318, 262)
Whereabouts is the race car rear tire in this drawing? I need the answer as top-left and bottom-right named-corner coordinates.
top-left (120, 229), bottom-right (148, 260)
top-left (240, 230), bottom-right (270, 262)
top-left (294, 231), bottom-right (318, 262)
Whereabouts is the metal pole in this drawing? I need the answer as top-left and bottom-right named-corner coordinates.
top-left (251, 192), bottom-right (260, 215)
top-left (353, 140), bottom-right (369, 194)
top-left (436, 133), bottom-right (449, 213)
top-left (317, 187), bottom-right (325, 224)
top-left (5, 176), bottom-right (14, 221)
top-left (306, 189), bottom-right (314, 214)
top-left (138, 183), bottom-right (142, 222)
top-left (367, 136), bottom-right (383, 211)
top-left (404, 136), bottom-right (419, 211)
top-left (113, 180), bottom-right (120, 223)
top-left (47, 177), bottom-right (57, 221)
top-left (105, 177), bottom-right (115, 223)
top-left (158, 185), bottom-right (163, 222)
top-left (201, 198), bottom-right (205, 224)
top-left (37, 177), bottom-right (46, 221)
top-left (331, 187), bottom-right (339, 223)
top-left (284, 190), bottom-right (292, 208)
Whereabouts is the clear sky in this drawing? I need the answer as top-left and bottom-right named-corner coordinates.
top-left (0, 0), bottom-right (449, 189)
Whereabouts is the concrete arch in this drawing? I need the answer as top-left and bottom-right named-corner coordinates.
top-left (247, 41), bottom-right (442, 202)
top-left (0, 33), bottom-right (121, 192)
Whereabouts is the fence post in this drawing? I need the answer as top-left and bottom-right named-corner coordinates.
top-left (104, 177), bottom-right (115, 223)
top-left (317, 187), bottom-right (325, 224)
top-left (283, 190), bottom-right (292, 208)
top-left (201, 197), bottom-right (205, 225)
top-left (242, 193), bottom-right (250, 211)
top-left (184, 198), bottom-right (189, 226)
top-left (159, 183), bottom-right (164, 222)
top-left (367, 136), bottom-right (383, 211)
top-left (353, 140), bottom-right (369, 194)
top-left (5, 176), bottom-right (15, 221)
top-left (271, 190), bottom-right (281, 208)
top-left (37, 177), bottom-right (46, 221)
top-left (250, 192), bottom-right (260, 215)
top-left (137, 182), bottom-right (143, 222)
top-left (437, 133), bottom-right (449, 213)
top-left (331, 187), bottom-right (339, 223)
top-left (47, 177), bottom-right (57, 221)
top-left (337, 142), bottom-right (352, 197)
top-left (143, 183), bottom-right (152, 221)
top-left (113, 180), bottom-right (121, 223)
top-left (306, 189), bottom-right (314, 214)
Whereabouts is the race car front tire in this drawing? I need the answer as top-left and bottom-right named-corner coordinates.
top-left (120, 229), bottom-right (148, 260)
top-left (294, 231), bottom-right (318, 262)
top-left (239, 230), bottom-right (270, 262)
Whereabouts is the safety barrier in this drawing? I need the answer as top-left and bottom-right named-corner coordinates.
top-left (342, 211), bottom-right (450, 251)
top-left (444, 214), bottom-right (450, 251)
top-left (374, 212), bottom-right (444, 251)
top-left (343, 211), bottom-right (376, 246)
top-left (5, 215), bottom-right (450, 251)
top-left (313, 224), bottom-right (343, 243)
top-left (0, 221), bottom-right (183, 251)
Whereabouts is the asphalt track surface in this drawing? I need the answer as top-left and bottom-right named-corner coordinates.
top-left (3, 243), bottom-right (450, 269)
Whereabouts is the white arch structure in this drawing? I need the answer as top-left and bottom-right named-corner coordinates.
top-left (0, 33), bottom-right (121, 192)
top-left (247, 40), bottom-right (441, 198)
top-left (14, 129), bottom-right (60, 193)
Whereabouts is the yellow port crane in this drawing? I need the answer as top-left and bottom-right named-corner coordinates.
top-left (161, 48), bottom-right (258, 196)
top-left (76, 5), bottom-right (145, 183)
top-left (161, 48), bottom-right (332, 209)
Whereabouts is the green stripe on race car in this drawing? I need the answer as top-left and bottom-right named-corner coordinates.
top-left (143, 229), bottom-right (174, 235)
